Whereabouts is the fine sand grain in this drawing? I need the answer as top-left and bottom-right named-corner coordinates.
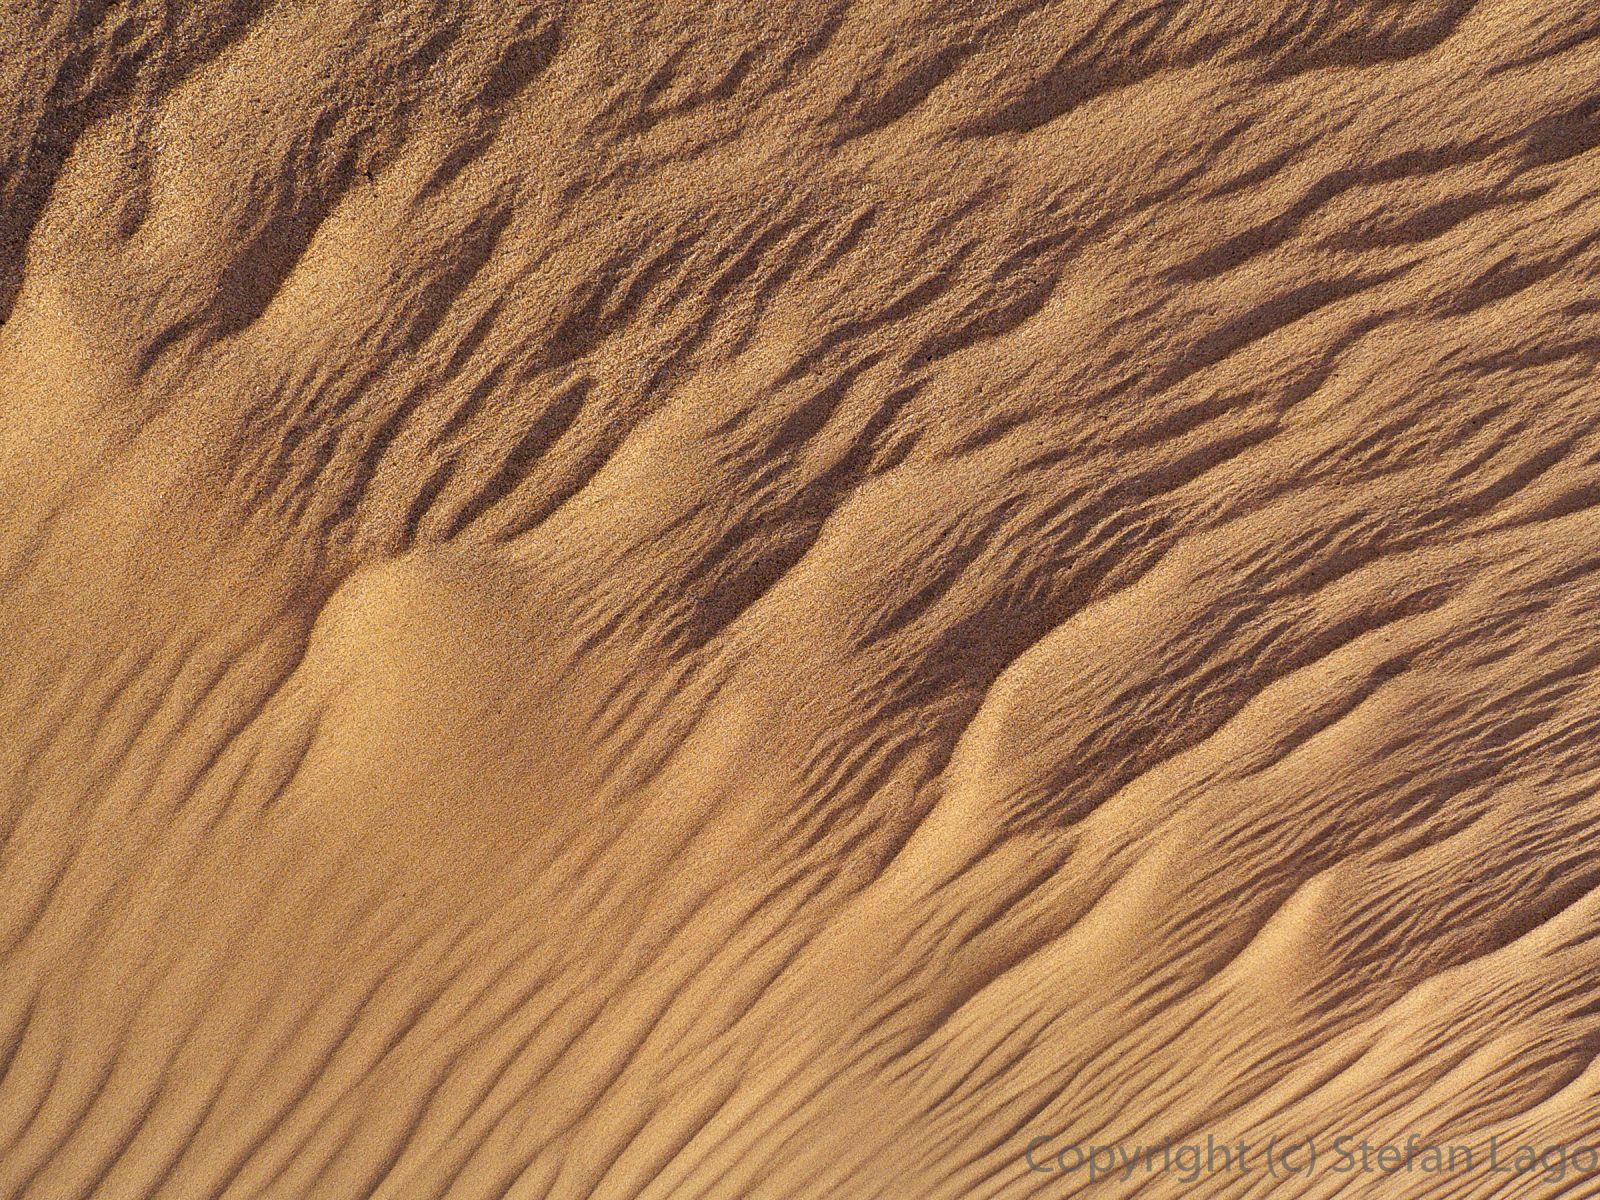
top-left (5, 2), bottom-right (1600, 1197)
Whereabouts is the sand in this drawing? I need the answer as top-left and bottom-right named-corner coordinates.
top-left (4, 1), bottom-right (1600, 1197)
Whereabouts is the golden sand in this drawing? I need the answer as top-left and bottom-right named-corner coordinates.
top-left (5, 2), bottom-right (1600, 1196)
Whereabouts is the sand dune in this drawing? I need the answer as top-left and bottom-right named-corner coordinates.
top-left (5, 1), bottom-right (1600, 1196)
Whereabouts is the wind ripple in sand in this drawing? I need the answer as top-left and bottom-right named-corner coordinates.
top-left (4, 1), bottom-right (1600, 1197)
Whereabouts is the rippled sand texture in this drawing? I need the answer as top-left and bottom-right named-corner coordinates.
top-left (6, 2), bottom-right (1600, 1197)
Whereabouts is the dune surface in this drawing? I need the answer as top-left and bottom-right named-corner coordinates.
top-left (5, 1), bottom-right (1600, 1197)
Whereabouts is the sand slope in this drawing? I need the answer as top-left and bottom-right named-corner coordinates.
top-left (4, 1), bottom-right (1600, 1197)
